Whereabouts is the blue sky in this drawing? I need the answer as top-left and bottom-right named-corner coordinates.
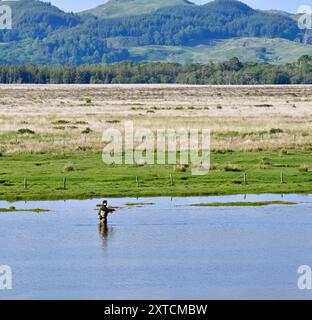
top-left (49, 0), bottom-right (310, 13)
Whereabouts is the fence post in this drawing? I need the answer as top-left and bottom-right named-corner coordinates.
top-left (170, 174), bottom-right (174, 187)
top-left (24, 178), bottom-right (27, 189)
top-left (280, 172), bottom-right (284, 184)
top-left (244, 173), bottom-right (247, 185)
top-left (136, 176), bottom-right (139, 188)
top-left (63, 177), bottom-right (67, 190)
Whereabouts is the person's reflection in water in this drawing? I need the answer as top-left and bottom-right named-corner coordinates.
top-left (98, 221), bottom-right (114, 249)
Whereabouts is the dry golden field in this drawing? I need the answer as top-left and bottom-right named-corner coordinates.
top-left (0, 84), bottom-right (312, 154)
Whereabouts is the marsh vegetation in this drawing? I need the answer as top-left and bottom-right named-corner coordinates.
top-left (0, 85), bottom-right (312, 200)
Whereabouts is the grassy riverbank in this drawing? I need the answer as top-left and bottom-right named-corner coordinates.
top-left (1, 150), bottom-right (312, 201)
top-left (1, 85), bottom-right (312, 201)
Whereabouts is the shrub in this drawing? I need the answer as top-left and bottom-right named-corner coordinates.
top-left (134, 162), bottom-right (146, 167)
top-left (261, 157), bottom-right (271, 165)
top-left (255, 104), bottom-right (273, 108)
top-left (232, 180), bottom-right (242, 184)
top-left (175, 164), bottom-right (189, 172)
top-left (279, 149), bottom-right (288, 156)
top-left (215, 149), bottom-right (233, 154)
top-left (76, 146), bottom-right (92, 151)
top-left (106, 120), bottom-right (120, 124)
top-left (53, 120), bottom-right (70, 124)
top-left (82, 127), bottom-right (92, 134)
top-left (270, 128), bottom-right (284, 134)
top-left (18, 128), bottom-right (35, 135)
top-left (224, 165), bottom-right (242, 172)
top-left (85, 98), bottom-right (92, 104)
top-left (298, 165), bottom-right (309, 173)
top-left (75, 121), bottom-right (89, 125)
top-left (64, 164), bottom-right (75, 172)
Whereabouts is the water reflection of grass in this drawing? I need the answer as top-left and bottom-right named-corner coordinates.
top-left (186, 201), bottom-right (297, 207)
top-left (125, 202), bottom-right (155, 207)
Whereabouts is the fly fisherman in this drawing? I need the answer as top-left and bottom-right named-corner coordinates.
top-left (98, 200), bottom-right (115, 222)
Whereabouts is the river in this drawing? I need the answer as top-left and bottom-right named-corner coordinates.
top-left (0, 194), bottom-right (312, 300)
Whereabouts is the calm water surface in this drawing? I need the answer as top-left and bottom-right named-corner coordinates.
top-left (1, 194), bottom-right (312, 300)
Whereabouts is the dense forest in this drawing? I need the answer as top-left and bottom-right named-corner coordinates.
top-left (0, 0), bottom-right (305, 65)
top-left (0, 56), bottom-right (311, 84)
top-left (96, 3), bottom-right (300, 46)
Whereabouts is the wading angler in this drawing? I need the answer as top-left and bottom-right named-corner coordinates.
top-left (102, 121), bottom-right (211, 175)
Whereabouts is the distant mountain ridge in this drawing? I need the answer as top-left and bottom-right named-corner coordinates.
top-left (82, 0), bottom-right (194, 19)
top-left (0, 0), bottom-right (310, 65)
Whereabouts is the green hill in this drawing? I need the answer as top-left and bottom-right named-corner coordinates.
top-left (0, 0), bottom-right (309, 65)
top-left (128, 38), bottom-right (312, 64)
top-left (82, 0), bottom-right (194, 19)
top-left (0, 0), bottom-right (80, 41)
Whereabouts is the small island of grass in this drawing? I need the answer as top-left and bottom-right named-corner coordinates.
top-left (186, 201), bottom-right (298, 207)
top-left (0, 207), bottom-right (50, 213)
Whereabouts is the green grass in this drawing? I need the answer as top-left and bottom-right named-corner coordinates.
top-left (1, 149), bottom-right (312, 201)
top-left (128, 38), bottom-right (312, 64)
top-left (186, 201), bottom-right (298, 207)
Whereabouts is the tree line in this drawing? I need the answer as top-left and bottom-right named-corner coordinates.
top-left (0, 56), bottom-right (311, 85)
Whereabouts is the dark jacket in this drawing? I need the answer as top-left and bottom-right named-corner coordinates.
top-left (99, 205), bottom-right (110, 221)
